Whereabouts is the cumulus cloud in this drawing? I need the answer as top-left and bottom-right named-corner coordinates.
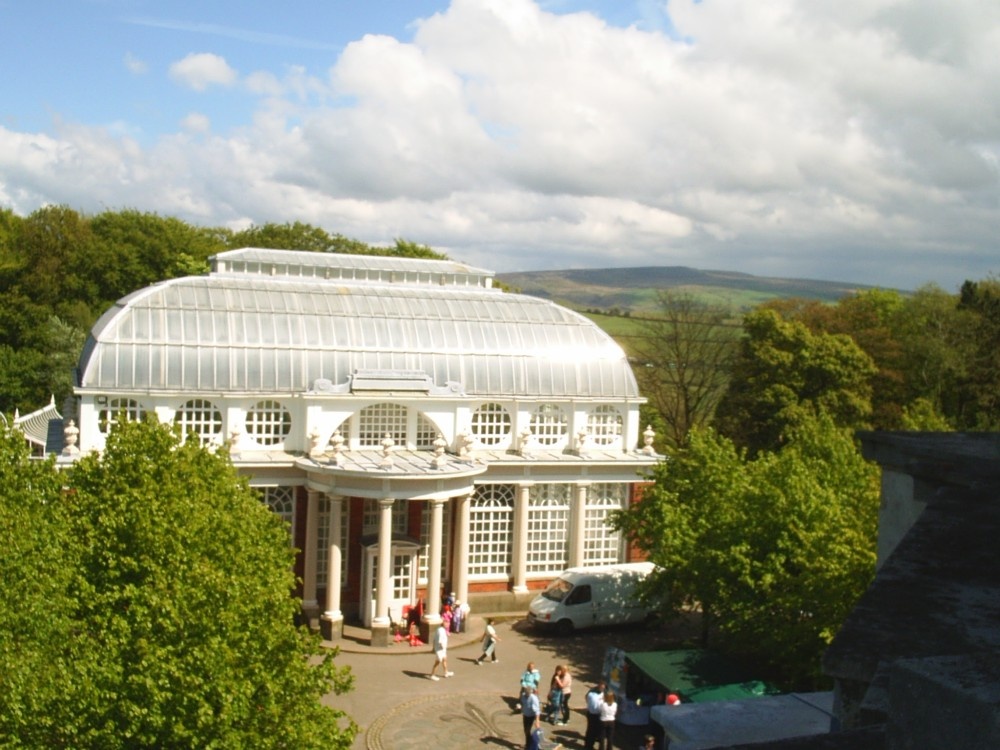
top-left (180, 113), bottom-right (211, 133)
top-left (168, 52), bottom-right (238, 91)
top-left (3, 0), bottom-right (999, 291)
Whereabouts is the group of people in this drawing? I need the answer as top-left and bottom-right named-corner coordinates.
top-left (516, 662), bottom-right (627, 750)
top-left (428, 616), bottom-right (650, 750)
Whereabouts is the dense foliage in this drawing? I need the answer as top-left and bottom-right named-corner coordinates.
top-left (0, 419), bottom-right (356, 749)
top-left (0, 206), bottom-right (445, 414)
top-left (713, 308), bottom-right (877, 456)
top-left (614, 415), bottom-right (880, 687)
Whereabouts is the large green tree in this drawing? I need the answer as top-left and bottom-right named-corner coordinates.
top-left (614, 415), bottom-right (879, 687)
top-left (714, 308), bottom-right (876, 455)
top-left (0, 426), bottom-right (86, 746)
top-left (0, 420), bottom-right (356, 748)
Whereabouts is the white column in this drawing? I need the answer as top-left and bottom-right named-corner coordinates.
top-left (324, 494), bottom-right (343, 618)
top-left (569, 483), bottom-right (589, 568)
top-left (452, 493), bottom-right (472, 604)
top-left (512, 484), bottom-right (531, 593)
top-left (303, 489), bottom-right (320, 609)
top-left (425, 498), bottom-right (446, 621)
top-left (372, 497), bottom-right (394, 627)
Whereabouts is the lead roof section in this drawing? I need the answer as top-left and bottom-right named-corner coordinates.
top-left (78, 248), bottom-right (640, 399)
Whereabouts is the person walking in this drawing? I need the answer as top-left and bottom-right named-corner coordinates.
top-left (521, 685), bottom-right (541, 749)
top-left (428, 622), bottom-right (453, 681)
top-left (475, 617), bottom-right (500, 664)
top-left (598, 690), bottom-right (618, 750)
top-left (584, 680), bottom-right (606, 750)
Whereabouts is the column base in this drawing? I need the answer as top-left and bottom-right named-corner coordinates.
top-left (420, 614), bottom-right (443, 645)
top-left (320, 612), bottom-right (344, 641)
top-left (370, 620), bottom-right (393, 648)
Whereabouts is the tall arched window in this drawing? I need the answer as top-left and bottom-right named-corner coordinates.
top-left (468, 485), bottom-right (514, 577)
top-left (583, 483), bottom-right (626, 565)
top-left (259, 486), bottom-right (295, 541)
top-left (527, 484), bottom-right (570, 574)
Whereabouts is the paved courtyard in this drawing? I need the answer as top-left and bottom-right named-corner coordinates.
top-left (324, 614), bottom-right (699, 749)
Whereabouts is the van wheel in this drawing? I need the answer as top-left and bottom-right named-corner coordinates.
top-left (555, 619), bottom-right (574, 636)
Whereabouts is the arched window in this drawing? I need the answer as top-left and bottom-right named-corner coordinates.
top-left (468, 485), bottom-right (514, 577)
top-left (415, 412), bottom-right (440, 450)
top-left (471, 402), bottom-right (512, 447)
top-left (259, 486), bottom-right (295, 541)
top-left (583, 483), bottom-right (626, 565)
top-left (355, 403), bottom-right (441, 449)
top-left (174, 399), bottom-right (222, 446)
top-left (527, 484), bottom-right (570, 574)
top-left (587, 405), bottom-right (623, 446)
top-left (530, 403), bottom-right (568, 446)
top-left (245, 400), bottom-right (291, 446)
top-left (98, 398), bottom-right (146, 435)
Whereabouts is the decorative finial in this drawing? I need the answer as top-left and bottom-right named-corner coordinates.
top-left (329, 430), bottom-right (345, 466)
top-left (642, 425), bottom-right (656, 456)
top-left (432, 433), bottom-right (448, 468)
top-left (379, 432), bottom-right (395, 468)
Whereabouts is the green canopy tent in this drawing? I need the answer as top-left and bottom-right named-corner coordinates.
top-left (622, 649), bottom-right (778, 704)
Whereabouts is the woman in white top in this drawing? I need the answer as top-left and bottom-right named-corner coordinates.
top-left (598, 690), bottom-right (617, 750)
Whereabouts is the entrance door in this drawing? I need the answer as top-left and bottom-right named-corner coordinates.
top-left (361, 541), bottom-right (419, 627)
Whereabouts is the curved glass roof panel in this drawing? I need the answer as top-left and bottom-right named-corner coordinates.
top-left (78, 251), bottom-right (640, 399)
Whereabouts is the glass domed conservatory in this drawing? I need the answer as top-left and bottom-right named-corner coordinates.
top-left (74, 248), bottom-right (659, 643)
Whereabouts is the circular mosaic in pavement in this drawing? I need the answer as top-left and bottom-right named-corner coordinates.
top-left (365, 691), bottom-right (538, 750)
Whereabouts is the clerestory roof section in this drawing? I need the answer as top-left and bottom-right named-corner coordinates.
top-left (210, 247), bottom-right (495, 289)
top-left (77, 250), bottom-right (640, 399)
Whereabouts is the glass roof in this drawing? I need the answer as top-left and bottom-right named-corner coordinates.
top-left (77, 249), bottom-right (640, 399)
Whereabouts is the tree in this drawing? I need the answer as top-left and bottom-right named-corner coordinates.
top-left (0, 419), bottom-right (356, 748)
top-left (631, 291), bottom-right (738, 449)
top-left (613, 415), bottom-right (879, 687)
top-left (89, 209), bottom-right (222, 294)
top-left (0, 425), bottom-right (86, 746)
top-left (228, 222), bottom-right (339, 254)
top-left (957, 277), bottom-right (1000, 428)
top-left (714, 308), bottom-right (876, 455)
top-left (387, 238), bottom-right (447, 260)
top-left (892, 284), bottom-right (974, 427)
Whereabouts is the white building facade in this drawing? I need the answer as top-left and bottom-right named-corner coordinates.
top-left (73, 248), bottom-right (658, 644)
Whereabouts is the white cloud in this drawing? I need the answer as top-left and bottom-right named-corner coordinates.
top-left (168, 52), bottom-right (238, 91)
top-left (180, 113), bottom-right (211, 133)
top-left (4, 0), bottom-right (1000, 291)
top-left (124, 52), bottom-right (147, 75)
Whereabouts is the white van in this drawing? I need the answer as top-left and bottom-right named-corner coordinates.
top-left (527, 562), bottom-right (656, 635)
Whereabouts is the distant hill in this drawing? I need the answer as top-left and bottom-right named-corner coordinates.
top-left (496, 266), bottom-right (886, 314)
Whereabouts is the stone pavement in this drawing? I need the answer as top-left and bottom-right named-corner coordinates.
top-left (322, 614), bottom-right (700, 750)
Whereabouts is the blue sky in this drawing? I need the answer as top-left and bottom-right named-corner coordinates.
top-left (2, 0), bottom-right (998, 291)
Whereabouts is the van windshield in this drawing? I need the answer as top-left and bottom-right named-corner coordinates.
top-left (541, 578), bottom-right (573, 602)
